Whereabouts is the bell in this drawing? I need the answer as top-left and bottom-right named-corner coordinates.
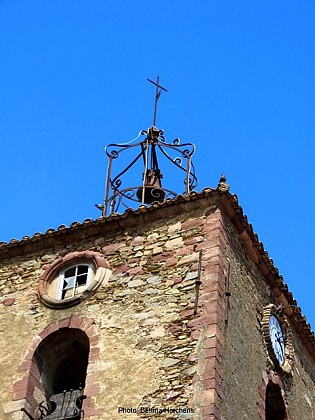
top-left (137, 169), bottom-right (165, 204)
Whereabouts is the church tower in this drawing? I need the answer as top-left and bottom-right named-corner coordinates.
top-left (1, 81), bottom-right (314, 419)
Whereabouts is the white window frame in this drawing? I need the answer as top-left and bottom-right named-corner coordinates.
top-left (56, 262), bottom-right (94, 300)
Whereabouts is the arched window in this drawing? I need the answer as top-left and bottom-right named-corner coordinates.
top-left (29, 328), bottom-right (89, 419)
top-left (38, 251), bottom-right (110, 309)
top-left (57, 263), bottom-right (94, 300)
top-left (265, 381), bottom-right (287, 420)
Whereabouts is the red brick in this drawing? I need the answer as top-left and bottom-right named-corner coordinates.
top-left (85, 383), bottom-right (101, 397)
top-left (113, 264), bottom-right (130, 275)
top-left (23, 350), bottom-right (35, 361)
top-left (187, 314), bottom-right (221, 329)
top-left (182, 219), bottom-right (205, 230)
top-left (180, 309), bottom-right (195, 319)
top-left (205, 230), bottom-right (222, 242)
top-left (13, 378), bottom-right (29, 393)
top-left (184, 236), bottom-right (204, 246)
top-left (167, 324), bottom-right (183, 335)
top-left (29, 337), bottom-right (41, 352)
top-left (69, 315), bottom-right (83, 329)
top-left (202, 366), bottom-right (223, 382)
top-left (204, 347), bottom-right (222, 363)
top-left (80, 318), bottom-right (95, 332)
top-left (202, 405), bottom-right (223, 420)
top-left (18, 359), bottom-right (33, 372)
top-left (202, 389), bottom-right (218, 406)
top-left (202, 263), bottom-right (221, 274)
top-left (166, 257), bottom-right (178, 267)
top-left (102, 242), bottom-right (125, 253)
top-left (195, 240), bottom-right (217, 251)
top-left (190, 330), bottom-right (200, 340)
top-left (85, 325), bottom-right (98, 337)
top-left (202, 279), bottom-right (224, 295)
top-left (203, 355), bottom-right (219, 369)
top-left (204, 338), bottom-right (223, 355)
top-left (12, 390), bottom-right (26, 401)
top-left (202, 290), bottom-right (223, 303)
top-left (258, 384), bottom-right (266, 399)
top-left (83, 408), bottom-right (105, 417)
top-left (24, 394), bottom-right (38, 410)
top-left (89, 347), bottom-right (100, 361)
top-left (205, 324), bottom-right (225, 346)
top-left (176, 245), bottom-right (194, 256)
top-left (202, 300), bottom-right (225, 318)
top-left (204, 217), bottom-right (223, 228)
top-left (202, 402), bottom-right (221, 418)
top-left (89, 334), bottom-right (101, 346)
top-left (59, 317), bottom-right (71, 328)
top-left (27, 373), bottom-right (42, 389)
top-left (173, 277), bottom-right (183, 284)
top-left (2, 298), bottom-right (15, 306)
top-left (38, 321), bottom-right (59, 340)
top-left (128, 266), bottom-right (143, 275)
top-left (29, 366), bottom-right (41, 382)
top-left (203, 378), bottom-right (217, 390)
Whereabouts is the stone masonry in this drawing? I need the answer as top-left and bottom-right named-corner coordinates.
top-left (0, 189), bottom-right (314, 419)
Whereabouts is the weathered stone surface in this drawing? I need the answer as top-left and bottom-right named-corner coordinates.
top-left (165, 237), bottom-right (183, 250)
top-left (162, 358), bottom-right (181, 367)
top-left (127, 279), bottom-right (144, 287)
top-left (147, 275), bottom-right (161, 284)
top-left (3, 400), bottom-right (24, 413)
top-left (0, 204), bottom-right (314, 420)
top-left (168, 221), bottom-right (181, 234)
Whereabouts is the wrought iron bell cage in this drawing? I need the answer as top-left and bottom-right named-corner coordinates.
top-left (99, 125), bottom-right (197, 217)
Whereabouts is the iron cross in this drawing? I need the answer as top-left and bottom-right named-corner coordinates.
top-left (147, 76), bottom-right (168, 126)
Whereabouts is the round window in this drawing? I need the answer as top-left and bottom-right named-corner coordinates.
top-left (38, 251), bottom-right (109, 308)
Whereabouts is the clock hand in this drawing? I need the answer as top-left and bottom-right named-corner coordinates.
top-left (275, 333), bottom-right (284, 359)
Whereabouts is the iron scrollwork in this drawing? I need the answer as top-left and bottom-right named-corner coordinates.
top-left (98, 125), bottom-right (197, 216)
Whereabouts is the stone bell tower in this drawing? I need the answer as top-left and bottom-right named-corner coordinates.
top-left (0, 79), bottom-right (315, 419)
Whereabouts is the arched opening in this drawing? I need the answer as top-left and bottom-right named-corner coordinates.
top-left (265, 381), bottom-right (287, 420)
top-left (33, 328), bottom-right (89, 419)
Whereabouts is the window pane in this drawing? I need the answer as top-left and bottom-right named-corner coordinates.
top-left (77, 265), bottom-right (89, 275)
top-left (77, 273), bottom-right (88, 286)
top-left (63, 276), bottom-right (76, 290)
top-left (64, 267), bottom-right (76, 278)
top-left (59, 263), bottom-right (92, 300)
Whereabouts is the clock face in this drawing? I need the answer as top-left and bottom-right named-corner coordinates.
top-left (269, 315), bottom-right (285, 366)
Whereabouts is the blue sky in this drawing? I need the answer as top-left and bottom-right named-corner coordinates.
top-left (1, 1), bottom-right (314, 328)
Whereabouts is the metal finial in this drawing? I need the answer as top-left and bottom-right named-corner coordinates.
top-left (96, 79), bottom-right (197, 217)
top-left (147, 77), bottom-right (168, 126)
top-left (99, 128), bottom-right (197, 216)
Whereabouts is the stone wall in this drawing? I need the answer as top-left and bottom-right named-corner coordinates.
top-left (1, 199), bottom-right (314, 420)
top-left (0, 203), bottom-right (225, 419)
top-left (219, 211), bottom-right (315, 419)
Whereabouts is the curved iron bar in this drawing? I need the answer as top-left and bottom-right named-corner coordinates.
top-left (157, 145), bottom-right (187, 170)
top-left (157, 144), bottom-right (198, 189)
top-left (189, 161), bottom-right (197, 188)
top-left (110, 150), bottom-right (144, 187)
top-left (108, 186), bottom-right (178, 213)
top-left (174, 157), bottom-right (182, 165)
top-left (105, 137), bottom-right (146, 159)
top-left (163, 140), bottom-right (196, 157)
top-left (182, 160), bottom-right (197, 188)
top-left (103, 128), bottom-right (198, 215)
top-left (157, 141), bottom-right (195, 162)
